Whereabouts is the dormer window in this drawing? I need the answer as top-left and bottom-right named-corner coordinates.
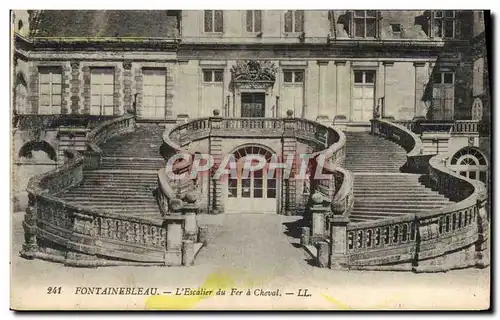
top-left (432, 10), bottom-right (459, 38)
top-left (351, 10), bottom-right (378, 38)
top-left (204, 10), bottom-right (223, 33)
top-left (284, 10), bottom-right (304, 33)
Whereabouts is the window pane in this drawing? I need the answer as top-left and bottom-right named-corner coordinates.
top-left (284, 10), bottom-right (293, 32)
top-left (294, 71), bottom-right (304, 83)
top-left (354, 18), bottom-right (365, 37)
top-left (480, 171), bottom-right (487, 183)
top-left (445, 10), bottom-right (455, 18)
top-left (52, 94), bottom-right (61, 106)
top-left (354, 71), bottom-right (363, 83)
top-left (434, 20), bottom-right (443, 37)
top-left (434, 11), bottom-right (443, 18)
top-left (366, 10), bottom-right (377, 17)
top-left (365, 71), bottom-right (375, 84)
top-left (284, 71), bottom-right (293, 83)
top-left (254, 10), bottom-right (262, 32)
top-left (254, 188), bottom-right (263, 198)
top-left (267, 179), bottom-right (276, 189)
top-left (39, 94), bottom-right (50, 106)
top-left (40, 84), bottom-right (51, 95)
top-left (366, 19), bottom-right (376, 37)
top-left (469, 171), bottom-right (476, 180)
top-left (51, 72), bottom-right (62, 83)
top-left (213, 70), bottom-right (224, 82)
top-left (433, 72), bottom-right (442, 84)
top-left (294, 10), bottom-right (304, 32)
top-left (203, 70), bottom-right (212, 82)
top-left (444, 72), bottom-right (454, 84)
top-left (40, 73), bottom-right (52, 84)
top-left (460, 171), bottom-right (467, 177)
top-left (242, 179), bottom-right (251, 198)
top-left (267, 189), bottom-right (276, 199)
top-left (52, 84), bottom-right (61, 94)
top-left (214, 10), bottom-right (223, 32)
top-left (246, 10), bottom-right (253, 32)
top-left (444, 20), bottom-right (455, 38)
top-left (204, 10), bottom-right (213, 32)
top-left (354, 10), bottom-right (365, 17)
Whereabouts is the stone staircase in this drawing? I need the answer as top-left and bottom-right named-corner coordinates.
top-left (344, 132), bottom-right (454, 222)
top-left (57, 124), bottom-right (168, 218)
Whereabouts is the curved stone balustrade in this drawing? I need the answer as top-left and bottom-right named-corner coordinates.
top-left (21, 115), bottom-right (197, 267)
top-left (342, 119), bottom-right (489, 272)
top-left (158, 114), bottom-right (352, 217)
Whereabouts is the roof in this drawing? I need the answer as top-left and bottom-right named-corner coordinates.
top-left (34, 10), bottom-right (179, 39)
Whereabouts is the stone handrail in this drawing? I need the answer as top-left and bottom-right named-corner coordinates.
top-left (85, 114), bottom-right (136, 169)
top-left (371, 118), bottom-right (430, 173)
top-left (393, 119), bottom-right (481, 135)
top-left (344, 120), bottom-right (489, 271)
top-left (21, 114), bottom-right (196, 266)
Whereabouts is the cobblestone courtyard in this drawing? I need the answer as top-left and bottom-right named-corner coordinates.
top-left (11, 212), bottom-right (490, 310)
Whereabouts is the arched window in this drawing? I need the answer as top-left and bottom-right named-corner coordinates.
top-left (449, 147), bottom-right (488, 183)
top-left (18, 140), bottom-right (57, 162)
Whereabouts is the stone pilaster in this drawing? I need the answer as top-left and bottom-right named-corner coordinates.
top-left (134, 67), bottom-right (143, 118)
top-left (282, 111), bottom-right (297, 215)
top-left (334, 60), bottom-right (347, 119)
top-left (414, 62), bottom-right (428, 118)
top-left (317, 60), bottom-right (329, 119)
top-left (122, 61), bottom-right (132, 114)
top-left (166, 65), bottom-right (174, 119)
top-left (82, 65), bottom-right (91, 114)
top-left (61, 63), bottom-right (71, 115)
top-left (70, 61), bottom-right (80, 114)
top-left (383, 61), bottom-right (394, 118)
top-left (113, 65), bottom-right (121, 116)
top-left (28, 64), bottom-right (38, 114)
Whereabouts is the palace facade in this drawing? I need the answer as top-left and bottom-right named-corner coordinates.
top-left (12, 10), bottom-right (490, 210)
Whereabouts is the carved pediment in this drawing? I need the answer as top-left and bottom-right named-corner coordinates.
top-left (230, 60), bottom-right (277, 85)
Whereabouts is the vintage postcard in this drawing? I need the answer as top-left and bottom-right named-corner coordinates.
top-left (10, 9), bottom-right (491, 310)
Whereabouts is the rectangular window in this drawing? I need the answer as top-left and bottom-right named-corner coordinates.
top-left (354, 70), bottom-right (375, 84)
top-left (283, 70), bottom-right (304, 83)
top-left (90, 68), bottom-right (115, 116)
top-left (433, 10), bottom-right (457, 38)
top-left (352, 10), bottom-right (378, 38)
top-left (433, 71), bottom-right (455, 84)
top-left (38, 67), bottom-right (62, 114)
top-left (204, 10), bottom-right (223, 33)
top-left (246, 10), bottom-right (262, 33)
top-left (202, 70), bottom-right (224, 83)
top-left (284, 10), bottom-right (304, 33)
top-left (142, 69), bottom-right (166, 119)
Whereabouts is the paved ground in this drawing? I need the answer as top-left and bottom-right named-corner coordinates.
top-left (10, 212), bottom-right (490, 310)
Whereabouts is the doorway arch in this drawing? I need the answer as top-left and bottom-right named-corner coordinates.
top-left (448, 146), bottom-right (488, 183)
top-left (225, 144), bottom-right (278, 214)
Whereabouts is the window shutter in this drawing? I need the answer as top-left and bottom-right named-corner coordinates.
top-left (455, 11), bottom-right (462, 39)
top-left (349, 10), bottom-right (354, 37)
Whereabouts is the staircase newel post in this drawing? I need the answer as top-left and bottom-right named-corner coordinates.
top-left (209, 110), bottom-right (224, 214)
top-left (282, 110), bottom-right (297, 215)
top-left (329, 215), bottom-right (350, 269)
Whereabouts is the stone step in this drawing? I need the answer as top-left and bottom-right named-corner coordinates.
top-left (65, 186), bottom-right (156, 192)
top-left (349, 210), bottom-right (416, 218)
top-left (354, 198), bottom-right (451, 204)
top-left (60, 193), bottom-right (154, 200)
top-left (353, 203), bottom-right (449, 210)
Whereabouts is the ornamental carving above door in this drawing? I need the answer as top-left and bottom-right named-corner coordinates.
top-left (230, 60), bottom-right (277, 89)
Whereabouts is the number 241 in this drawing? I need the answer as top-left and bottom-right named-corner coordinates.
top-left (47, 287), bottom-right (62, 294)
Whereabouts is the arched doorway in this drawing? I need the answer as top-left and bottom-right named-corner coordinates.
top-left (225, 145), bottom-right (278, 214)
top-left (448, 147), bottom-right (488, 184)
